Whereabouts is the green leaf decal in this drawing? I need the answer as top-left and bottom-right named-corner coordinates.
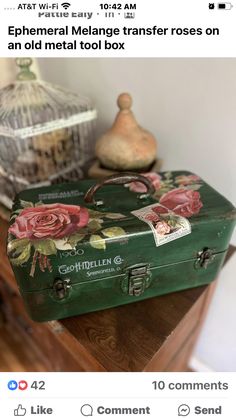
top-left (87, 209), bottom-right (104, 219)
top-left (54, 239), bottom-right (73, 251)
top-left (87, 209), bottom-right (126, 221)
top-left (185, 184), bottom-right (202, 191)
top-left (76, 228), bottom-right (89, 235)
top-left (68, 233), bottom-right (86, 248)
top-left (167, 219), bottom-right (177, 228)
top-left (154, 186), bottom-right (173, 199)
top-left (102, 227), bottom-right (126, 238)
top-left (7, 238), bottom-right (30, 256)
top-left (90, 235), bottom-right (106, 250)
top-left (34, 201), bottom-right (44, 206)
top-left (8, 238), bottom-right (31, 267)
top-left (164, 172), bottom-right (172, 180)
top-left (20, 200), bottom-right (34, 208)
top-left (88, 219), bottom-right (103, 232)
top-left (33, 239), bottom-right (57, 256)
top-left (11, 209), bottom-right (23, 216)
top-left (105, 213), bottom-right (126, 220)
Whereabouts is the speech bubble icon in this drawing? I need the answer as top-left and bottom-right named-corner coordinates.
top-left (81, 404), bottom-right (93, 417)
top-left (178, 404), bottom-right (190, 416)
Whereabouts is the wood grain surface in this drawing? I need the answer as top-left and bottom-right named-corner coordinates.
top-left (61, 285), bottom-right (208, 371)
top-left (0, 323), bottom-right (48, 372)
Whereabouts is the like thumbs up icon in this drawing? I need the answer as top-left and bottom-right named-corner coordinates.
top-left (14, 405), bottom-right (27, 416)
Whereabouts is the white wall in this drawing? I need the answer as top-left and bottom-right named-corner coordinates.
top-left (39, 58), bottom-right (236, 370)
top-left (39, 58), bottom-right (236, 223)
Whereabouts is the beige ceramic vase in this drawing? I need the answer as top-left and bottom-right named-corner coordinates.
top-left (95, 93), bottom-right (157, 171)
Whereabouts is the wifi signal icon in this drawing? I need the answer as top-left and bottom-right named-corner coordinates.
top-left (61, 2), bottom-right (71, 9)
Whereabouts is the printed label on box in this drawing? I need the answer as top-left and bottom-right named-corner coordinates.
top-left (132, 203), bottom-right (191, 247)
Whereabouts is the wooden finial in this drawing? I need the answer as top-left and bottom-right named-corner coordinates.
top-left (117, 93), bottom-right (132, 111)
top-left (95, 92), bottom-right (157, 171)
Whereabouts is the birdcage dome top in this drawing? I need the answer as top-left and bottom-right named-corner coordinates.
top-left (0, 80), bottom-right (96, 128)
top-left (0, 58), bottom-right (97, 208)
top-left (0, 58), bottom-right (96, 133)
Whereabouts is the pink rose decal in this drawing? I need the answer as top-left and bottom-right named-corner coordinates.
top-left (155, 221), bottom-right (171, 235)
top-left (175, 175), bottom-right (201, 186)
top-left (9, 203), bottom-right (89, 240)
top-left (8, 200), bottom-right (128, 278)
top-left (160, 188), bottom-right (203, 218)
top-left (128, 172), bottom-right (161, 193)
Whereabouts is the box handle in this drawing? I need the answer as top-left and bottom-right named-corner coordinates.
top-left (84, 173), bottom-right (155, 205)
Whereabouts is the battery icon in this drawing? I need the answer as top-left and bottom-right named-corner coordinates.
top-left (218, 2), bottom-right (233, 8)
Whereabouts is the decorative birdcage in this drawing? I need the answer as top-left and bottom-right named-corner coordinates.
top-left (0, 58), bottom-right (97, 208)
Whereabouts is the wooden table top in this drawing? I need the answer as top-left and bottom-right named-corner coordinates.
top-left (61, 286), bottom-right (207, 371)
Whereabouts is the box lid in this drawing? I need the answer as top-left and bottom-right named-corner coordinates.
top-left (7, 171), bottom-right (236, 292)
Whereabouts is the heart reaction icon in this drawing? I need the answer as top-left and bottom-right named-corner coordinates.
top-left (18, 381), bottom-right (28, 391)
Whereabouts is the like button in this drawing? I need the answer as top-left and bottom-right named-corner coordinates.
top-left (14, 405), bottom-right (27, 417)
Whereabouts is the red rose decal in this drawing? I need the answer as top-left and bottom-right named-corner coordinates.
top-left (9, 203), bottom-right (89, 240)
top-left (129, 172), bottom-right (161, 193)
top-left (145, 213), bottom-right (160, 223)
top-left (160, 188), bottom-right (203, 218)
top-left (152, 205), bottom-right (169, 215)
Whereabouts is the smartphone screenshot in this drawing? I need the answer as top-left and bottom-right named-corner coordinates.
top-left (0, 0), bottom-right (235, 418)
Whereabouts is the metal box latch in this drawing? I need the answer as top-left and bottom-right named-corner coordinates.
top-left (52, 278), bottom-right (71, 300)
top-left (195, 248), bottom-right (215, 269)
top-left (121, 264), bottom-right (152, 297)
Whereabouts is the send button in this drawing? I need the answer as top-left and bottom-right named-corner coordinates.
top-left (195, 406), bottom-right (222, 415)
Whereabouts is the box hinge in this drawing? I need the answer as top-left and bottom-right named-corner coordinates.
top-left (121, 264), bottom-right (152, 297)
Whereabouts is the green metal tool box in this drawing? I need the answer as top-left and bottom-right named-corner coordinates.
top-left (7, 171), bottom-right (236, 322)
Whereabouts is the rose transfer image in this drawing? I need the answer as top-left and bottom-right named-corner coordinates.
top-left (7, 171), bottom-right (204, 278)
top-left (8, 202), bottom-right (127, 278)
top-left (144, 205), bottom-right (185, 237)
top-left (131, 171), bottom-right (204, 244)
top-left (127, 171), bottom-right (203, 216)
top-left (160, 188), bottom-right (203, 218)
top-left (129, 171), bottom-right (203, 231)
top-left (128, 172), bottom-right (162, 193)
top-left (9, 204), bottom-right (89, 240)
